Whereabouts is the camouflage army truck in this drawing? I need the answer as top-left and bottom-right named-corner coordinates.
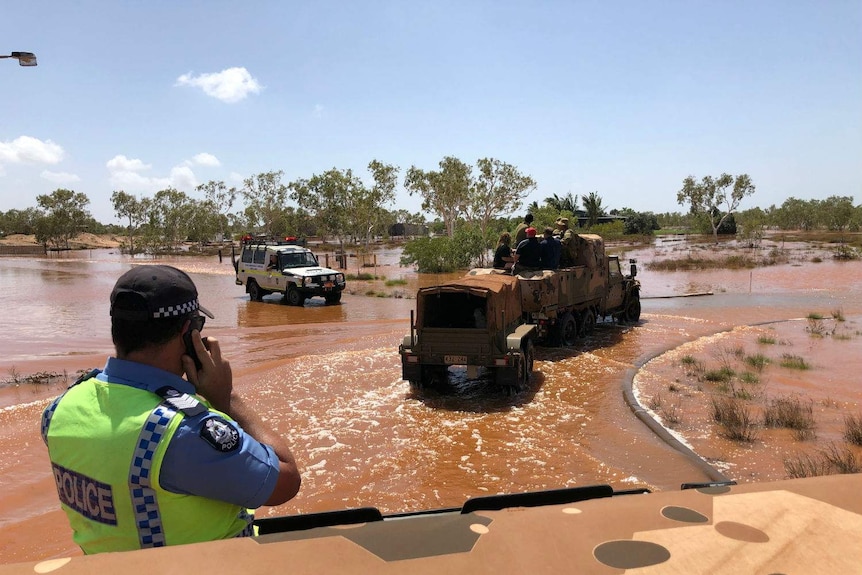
top-left (518, 234), bottom-right (641, 346)
top-left (400, 272), bottom-right (536, 393)
top-left (399, 234), bottom-right (640, 392)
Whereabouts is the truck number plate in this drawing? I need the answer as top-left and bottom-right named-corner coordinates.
top-left (324, 281), bottom-right (333, 288)
top-left (444, 355), bottom-right (468, 364)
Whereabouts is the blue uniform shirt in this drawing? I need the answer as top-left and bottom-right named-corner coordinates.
top-left (515, 237), bottom-right (542, 268)
top-left (540, 236), bottom-right (562, 269)
top-left (97, 358), bottom-right (280, 508)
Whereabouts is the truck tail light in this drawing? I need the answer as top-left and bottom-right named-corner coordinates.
top-left (406, 355), bottom-right (419, 364)
top-left (494, 358), bottom-right (510, 366)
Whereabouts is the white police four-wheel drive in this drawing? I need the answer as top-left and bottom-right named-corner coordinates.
top-left (234, 241), bottom-right (346, 305)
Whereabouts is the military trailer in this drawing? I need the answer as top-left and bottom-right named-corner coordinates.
top-left (399, 234), bottom-right (640, 392)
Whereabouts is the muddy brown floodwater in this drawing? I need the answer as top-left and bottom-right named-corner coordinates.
top-left (0, 239), bottom-right (860, 564)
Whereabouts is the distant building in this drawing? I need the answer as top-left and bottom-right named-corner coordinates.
top-left (389, 223), bottom-right (429, 237)
top-left (573, 211), bottom-right (627, 228)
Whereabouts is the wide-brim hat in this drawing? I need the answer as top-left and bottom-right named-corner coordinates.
top-left (110, 265), bottom-right (214, 321)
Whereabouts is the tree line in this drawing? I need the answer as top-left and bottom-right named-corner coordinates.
top-left (1, 163), bottom-right (859, 269)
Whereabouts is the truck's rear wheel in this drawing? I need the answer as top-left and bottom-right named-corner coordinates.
top-left (521, 340), bottom-right (534, 388)
top-left (580, 308), bottom-right (596, 336)
top-left (422, 365), bottom-right (449, 391)
top-left (624, 295), bottom-right (641, 323)
top-left (559, 312), bottom-right (577, 346)
top-left (248, 280), bottom-right (263, 302)
top-left (286, 286), bottom-right (305, 306)
top-left (494, 365), bottom-right (519, 394)
top-left (510, 340), bottom-right (534, 393)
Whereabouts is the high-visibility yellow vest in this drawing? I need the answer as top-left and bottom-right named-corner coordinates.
top-left (42, 374), bottom-right (253, 554)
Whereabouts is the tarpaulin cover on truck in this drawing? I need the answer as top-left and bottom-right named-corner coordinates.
top-left (416, 271), bottom-right (520, 331)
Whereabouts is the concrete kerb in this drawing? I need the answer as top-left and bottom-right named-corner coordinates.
top-left (621, 326), bottom-right (737, 485)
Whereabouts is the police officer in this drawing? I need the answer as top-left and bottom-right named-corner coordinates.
top-left (41, 265), bottom-right (301, 554)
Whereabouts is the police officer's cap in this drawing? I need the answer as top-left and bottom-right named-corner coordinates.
top-left (110, 265), bottom-right (214, 321)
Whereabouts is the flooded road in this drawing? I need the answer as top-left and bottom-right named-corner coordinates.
top-left (1, 242), bottom-right (860, 563)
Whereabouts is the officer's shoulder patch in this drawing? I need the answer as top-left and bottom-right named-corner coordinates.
top-left (200, 417), bottom-right (241, 453)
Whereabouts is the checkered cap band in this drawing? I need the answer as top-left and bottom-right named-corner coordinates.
top-left (152, 299), bottom-right (200, 319)
top-left (111, 265), bottom-right (214, 320)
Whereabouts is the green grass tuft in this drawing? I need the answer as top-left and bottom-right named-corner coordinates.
top-left (744, 353), bottom-right (770, 372)
top-left (779, 354), bottom-right (810, 370)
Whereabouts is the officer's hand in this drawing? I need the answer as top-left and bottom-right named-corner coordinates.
top-left (183, 330), bottom-right (233, 412)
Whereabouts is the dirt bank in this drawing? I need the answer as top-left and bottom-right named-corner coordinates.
top-left (0, 233), bottom-right (123, 250)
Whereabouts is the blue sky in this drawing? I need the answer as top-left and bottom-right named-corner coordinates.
top-left (2, 1), bottom-right (860, 225)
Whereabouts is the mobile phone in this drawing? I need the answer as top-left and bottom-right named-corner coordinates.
top-left (183, 315), bottom-right (207, 370)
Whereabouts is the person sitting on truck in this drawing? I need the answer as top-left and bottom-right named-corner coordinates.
top-left (513, 212), bottom-right (534, 246)
top-left (540, 227), bottom-right (561, 270)
top-left (513, 227), bottom-right (542, 275)
top-left (557, 217), bottom-right (578, 268)
top-left (492, 232), bottom-right (514, 270)
top-left (266, 254), bottom-right (278, 270)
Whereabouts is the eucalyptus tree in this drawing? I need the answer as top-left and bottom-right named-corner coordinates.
top-left (282, 206), bottom-right (315, 238)
top-left (818, 195), bottom-right (856, 231)
top-left (196, 180), bottom-right (238, 240)
top-left (144, 188), bottom-right (193, 251)
top-left (465, 157), bottom-right (536, 253)
top-left (0, 207), bottom-right (41, 235)
top-left (736, 207), bottom-right (768, 247)
top-left (677, 173), bottom-right (756, 243)
top-left (241, 171), bottom-right (290, 238)
top-left (404, 156), bottom-right (471, 237)
top-left (186, 198), bottom-right (223, 246)
top-left (34, 188), bottom-right (92, 249)
top-left (289, 167), bottom-right (361, 251)
top-left (354, 160), bottom-right (399, 247)
top-left (772, 197), bottom-right (814, 231)
top-left (111, 190), bottom-right (148, 254)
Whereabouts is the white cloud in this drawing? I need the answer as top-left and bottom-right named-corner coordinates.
top-left (106, 154), bottom-right (202, 193)
top-left (0, 136), bottom-right (64, 165)
top-left (108, 169), bottom-right (171, 192)
top-left (228, 172), bottom-right (245, 185)
top-left (313, 104), bottom-right (324, 118)
top-left (41, 170), bottom-right (81, 184)
top-left (170, 165), bottom-right (198, 191)
top-left (106, 155), bottom-right (151, 172)
top-left (175, 67), bottom-right (263, 103)
top-left (192, 153), bottom-right (220, 167)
